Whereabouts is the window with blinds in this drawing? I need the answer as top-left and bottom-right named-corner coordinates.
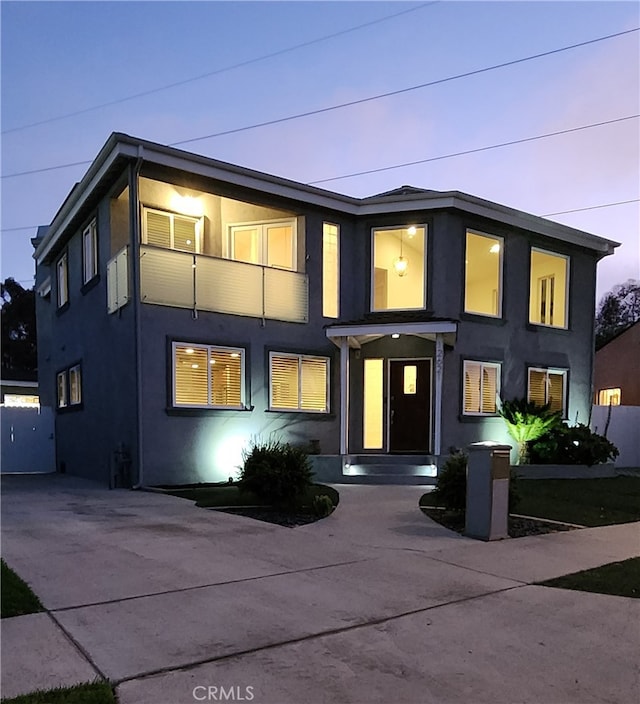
top-left (69, 365), bottom-right (82, 405)
top-left (528, 368), bottom-right (566, 415)
top-left (463, 361), bottom-right (500, 415)
top-left (143, 207), bottom-right (202, 253)
top-left (270, 353), bottom-right (329, 412)
top-left (173, 343), bottom-right (244, 408)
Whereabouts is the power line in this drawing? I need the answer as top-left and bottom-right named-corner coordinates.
top-left (3, 25), bottom-right (637, 181)
top-left (1, 2), bottom-right (438, 135)
top-left (541, 199), bottom-right (640, 217)
top-left (1, 198), bottom-right (637, 237)
top-left (170, 26), bottom-right (639, 148)
top-left (307, 115), bottom-right (640, 184)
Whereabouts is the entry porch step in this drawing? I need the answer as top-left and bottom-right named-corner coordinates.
top-left (341, 454), bottom-right (438, 486)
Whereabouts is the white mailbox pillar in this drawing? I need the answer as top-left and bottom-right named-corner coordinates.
top-left (465, 442), bottom-right (512, 541)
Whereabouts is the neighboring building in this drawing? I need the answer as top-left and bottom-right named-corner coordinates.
top-left (0, 369), bottom-right (39, 407)
top-left (593, 321), bottom-right (640, 406)
top-left (33, 133), bottom-right (618, 486)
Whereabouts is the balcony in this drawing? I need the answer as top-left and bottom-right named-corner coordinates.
top-left (139, 245), bottom-right (308, 323)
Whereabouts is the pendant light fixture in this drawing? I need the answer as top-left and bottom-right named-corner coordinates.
top-left (393, 229), bottom-right (408, 277)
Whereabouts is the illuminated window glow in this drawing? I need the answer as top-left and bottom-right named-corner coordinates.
top-left (2, 394), bottom-right (40, 408)
top-left (228, 220), bottom-right (297, 270)
top-left (363, 358), bottom-right (384, 449)
top-left (322, 223), bottom-right (339, 318)
top-left (598, 388), bottom-right (621, 406)
top-left (372, 226), bottom-right (425, 311)
top-left (463, 361), bottom-right (500, 414)
top-left (270, 353), bottom-right (329, 412)
top-left (529, 249), bottom-right (569, 328)
top-left (464, 230), bottom-right (502, 317)
top-left (143, 207), bottom-right (202, 253)
top-left (528, 367), bottom-right (566, 415)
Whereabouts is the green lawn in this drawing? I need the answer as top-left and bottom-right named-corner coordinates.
top-left (1, 560), bottom-right (43, 619)
top-left (164, 482), bottom-right (339, 510)
top-left (516, 476), bottom-right (640, 526)
top-left (1, 682), bottom-right (115, 704)
top-left (539, 557), bottom-right (640, 598)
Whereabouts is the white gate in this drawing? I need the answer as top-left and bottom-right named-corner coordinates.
top-left (1, 406), bottom-right (55, 473)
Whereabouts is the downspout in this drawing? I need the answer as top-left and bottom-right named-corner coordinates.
top-left (130, 147), bottom-right (144, 488)
top-left (434, 333), bottom-right (444, 457)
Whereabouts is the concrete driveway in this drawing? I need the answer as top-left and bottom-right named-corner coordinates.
top-left (1, 474), bottom-right (639, 704)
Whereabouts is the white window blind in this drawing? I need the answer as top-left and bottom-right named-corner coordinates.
top-left (463, 361), bottom-right (499, 414)
top-left (143, 207), bottom-right (201, 253)
top-left (528, 368), bottom-right (566, 414)
top-left (173, 343), bottom-right (244, 409)
top-left (270, 353), bottom-right (329, 412)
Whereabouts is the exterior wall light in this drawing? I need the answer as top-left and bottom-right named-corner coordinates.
top-left (391, 333), bottom-right (400, 339)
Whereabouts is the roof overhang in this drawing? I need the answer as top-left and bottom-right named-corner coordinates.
top-left (326, 320), bottom-right (458, 348)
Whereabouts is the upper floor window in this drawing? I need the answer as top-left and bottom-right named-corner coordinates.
top-left (528, 367), bottom-right (566, 415)
top-left (269, 353), bottom-right (329, 413)
top-left (227, 219), bottom-right (296, 270)
top-left (69, 364), bottom-right (82, 405)
top-left (173, 343), bottom-right (245, 409)
top-left (57, 371), bottom-right (67, 408)
top-left (142, 207), bottom-right (202, 254)
top-left (463, 361), bottom-right (500, 415)
top-left (371, 225), bottom-right (426, 311)
top-left (529, 248), bottom-right (569, 328)
top-left (323, 223), bottom-right (339, 318)
top-left (82, 219), bottom-right (98, 284)
top-left (56, 253), bottom-right (68, 308)
top-left (464, 230), bottom-right (503, 317)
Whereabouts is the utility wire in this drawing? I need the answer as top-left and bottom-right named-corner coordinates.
top-left (3, 25), bottom-right (637, 181)
top-left (307, 115), bottom-right (640, 184)
top-left (1, 2), bottom-right (438, 135)
top-left (1, 199), bottom-right (638, 237)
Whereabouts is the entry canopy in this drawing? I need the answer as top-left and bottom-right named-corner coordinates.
top-left (326, 320), bottom-right (457, 348)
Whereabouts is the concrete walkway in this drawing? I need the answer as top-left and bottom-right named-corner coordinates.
top-left (1, 474), bottom-right (639, 703)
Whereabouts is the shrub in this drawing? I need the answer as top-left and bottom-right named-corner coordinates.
top-left (529, 423), bottom-right (619, 466)
top-left (238, 438), bottom-right (312, 505)
top-left (498, 398), bottom-right (563, 464)
top-left (432, 449), bottom-right (520, 514)
top-left (312, 494), bottom-right (334, 518)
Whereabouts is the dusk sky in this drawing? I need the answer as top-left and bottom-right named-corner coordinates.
top-left (2, 1), bottom-right (638, 304)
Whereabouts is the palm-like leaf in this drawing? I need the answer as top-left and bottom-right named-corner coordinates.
top-left (498, 398), bottom-right (562, 463)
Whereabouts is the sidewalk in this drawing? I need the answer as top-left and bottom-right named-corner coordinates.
top-left (2, 475), bottom-right (639, 703)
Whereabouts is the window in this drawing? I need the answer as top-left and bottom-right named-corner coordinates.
top-left (107, 246), bottom-right (129, 314)
top-left (270, 353), bottom-right (329, 412)
top-left (529, 249), bottom-right (569, 328)
top-left (57, 253), bottom-right (68, 308)
top-left (82, 219), bottom-right (98, 284)
top-left (363, 358), bottom-right (383, 449)
top-left (57, 371), bottom-right (67, 408)
top-left (143, 207), bottom-right (202, 253)
top-left (228, 220), bottom-right (296, 270)
top-left (463, 361), bottom-right (500, 415)
top-left (323, 223), bottom-right (339, 318)
top-left (528, 368), bottom-right (566, 415)
top-left (464, 230), bottom-right (502, 317)
top-left (57, 364), bottom-right (82, 409)
top-left (371, 226), bottom-right (426, 311)
top-left (173, 343), bottom-right (244, 409)
top-left (597, 388), bottom-right (621, 406)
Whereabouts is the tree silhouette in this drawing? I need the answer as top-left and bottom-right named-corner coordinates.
top-left (1, 278), bottom-right (37, 375)
top-left (595, 279), bottom-right (640, 350)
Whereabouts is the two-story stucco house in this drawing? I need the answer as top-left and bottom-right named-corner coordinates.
top-left (33, 133), bottom-right (618, 486)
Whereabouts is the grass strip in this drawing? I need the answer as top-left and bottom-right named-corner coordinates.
top-left (539, 557), bottom-right (640, 598)
top-left (1, 559), bottom-right (43, 619)
top-left (1, 681), bottom-right (115, 704)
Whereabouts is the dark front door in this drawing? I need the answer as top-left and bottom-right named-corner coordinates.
top-left (389, 359), bottom-right (431, 453)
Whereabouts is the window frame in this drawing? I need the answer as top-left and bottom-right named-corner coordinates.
top-left (56, 363), bottom-right (82, 411)
top-left (463, 229), bottom-right (503, 318)
top-left (172, 342), bottom-right (246, 410)
top-left (56, 252), bottom-right (69, 308)
top-left (597, 388), bottom-right (621, 406)
top-left (68, 364), bottom-right (82, 406)
top-left (226, 218), bottom-right (298, 270)
top-left (370, 224), bottom-right (427, 312)
top-left (269, 352), bottom-right (330, 413)
top-left (142, 206), bottom-right (203, 254)
top-left (322, 222), bottom-right (340, 318)
top-left (82, 218), bottom-right (98, 284)
top-left (462, 360), bottom-right (502, 416)
top-left (527, 366), bottom-right (567, 416)
top-left (56, 370), bottom-right (68, 409)
top-left (528, 247), bottom-right (570, 330)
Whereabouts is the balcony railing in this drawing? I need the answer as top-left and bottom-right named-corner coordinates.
top-left (139, 245), bottom-right (308, 323)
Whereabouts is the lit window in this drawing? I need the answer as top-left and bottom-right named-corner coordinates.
top-left (463, 361), bottom-right (500, 415)
top-left (143, 207), bottom-right (202, 253)
top-left (371, 226), bottom-right (426, 311)
top-left (2, 394), bottom-right (39, 408)
top-left (57, 371), bottom-right (68, 408)
top-left (464, 230), bottom-right (502, 317)
top-left (529, 249), bottom-right (569, 328)
top-left (270, 353), bottom-right (329, 412)
top-left (173, 343), bottom-right (244, 408)
top-left (528, 368), bottom-right (566, 415)
top-left (598, 388), bottom-right (621, 406)
top-left (323, 223), bottom-right (339, 318)
top-left (228, 220), bottom-right (297, 270)
top-left (82, 219), bottom-right (98, 284)
top-left (363, 358), bottom-right (383, 449)
top-left (69, 365), bottom-right (82, 405)
top-left (57, 253), bottom-right (68, 308)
